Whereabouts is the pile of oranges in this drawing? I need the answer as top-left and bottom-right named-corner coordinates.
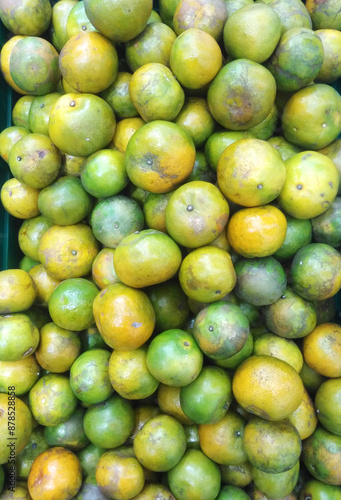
top-left (0, 0), bottom-right (341, 499)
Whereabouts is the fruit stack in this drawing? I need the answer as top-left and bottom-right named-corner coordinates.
top-left (0, 0), bottom-right (340, 499)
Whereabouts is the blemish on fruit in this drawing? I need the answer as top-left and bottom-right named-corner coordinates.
top-left (187, 205), bottom-right (194, 211)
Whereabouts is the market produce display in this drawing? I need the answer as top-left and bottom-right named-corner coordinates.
top-left (0, 0), bottom-right (341, 499)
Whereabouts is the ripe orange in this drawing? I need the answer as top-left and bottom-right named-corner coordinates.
top-left (289, 387), bottom-right (318, 440)
top-left (303, 323), bottom-right (341, 378)
top-left (173, 0), bottom-right (228, 40)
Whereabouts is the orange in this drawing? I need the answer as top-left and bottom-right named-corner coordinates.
top-left (112, 117), bottom-right (145, 153)
top-left (318, 138), bottom-right (341, 195)
top-left (167, 448), bottom-right (221, 500)
top-left (215, 332), bottom-right (254, 371)
top-left (263, 286), bottom-right (317, 339)
top-left (28, 447), bottom-right (82, 500)
top-left (0, 355), bottom-right (40, 396)
top-left (227, 205), bottom-right (287, 258)
top-left (28, 92), bottom-right (62, 135)
top-left (0, 0), bottom-right (51, 36)
top-left (217, 138), bottom-right (286, 207)
top-left (291, 243), bottom-right (341, 301)
top-left (253, 333), bottom-right (303, 373)
top-left (132, 484), bottom-right (176, 500)
top-left (92, 282), bottom-right (155, 351)
top-left (108, 346), bottom-right (159, 400)
top-left (12, 95), bottom-right (34, 128)
top-left (92, 248), bottom-right (121, 289)
top-left (29, 264), bottom-right (61, 306)
top-left (50, 0), bottom-right (78, 51)
top-left (204, 130), bottom-right (254, 172)
top-left (60, 32), bottom-right (118, 94)
top-left (43, 406), bottom-right (88, 452)
top-left (83, 394), bottom-right (134, 449)
top-left (96, 448), bottom-right (145, 500)
top-left (0, 35), bottom-right (28, 94)
top-left (303, 323), bottom-right (341, 378)
top-left (81, 149), bottom-right (128, 198)
top-left (114, 229), bottom-right (182, 288)
top-left (165, 181), bottom-right (229, 248)
top-left (83, 0), bottom-right (153, 42)
top-left (170, 28), bottom-right (222, 90)
top-left (260, 0), bottom-right (312, 34)
top-left (0, 269), bottom-right (36, 314)
top-left (129, 63), bottom-right (184, 122)
top-left (311, 197), bottom-right (341, 248)
top-left (300, 361), bottom-right (327, 397)
top-left (146, 329), bottom-right (203, 386)
top-left (160, 0), bottom-right (180, 28)
top-left (143, 191), bottom-right (173, 233)
top-left (125, 22), bottom-right (177, 71)
top-left (29, 374), bottom-right (78, 426)
top-left (247, 105), bottom-right (278, 141)
top-left (180, 366), bottom-right (232, 425)
top-left (128, 404), bottom-right (161, 443)
top-left (38, 223), bottom-right (100, 280)
top-left (146, 280), bottom-right (190, 332)
top-left (232, 355), bottom-right (304, 421)
top-left (281, 84), bottom-right (341, 150)
top-left (173, 0), bottom-right (228, 40)
top-left (267, 135), bottom-right (302, 161)
top-left (179, 246), bottom-right (236, 303)
top-left (18, 216), bottom-right (53, 262)
top-left (134, 414), bottom-right (187, 472)
top-left (9, 36), bottom-right (60, 95)
top-left (273, 214), bottom-right (312, 261)
top-left (66, 0), bottom-right (97, 38)
top-left (198, 411), bottom-right (247, 466)
top-left (157, 384), bottom-right (193, 425)
top-left (187, 150), bottom-right (216, 184)
top-left (9, 133), bottom-right (61, 189)
top-left (100, 72), bottom-right (138, 119)
top-left (0, 313), bottom-right (39, 362)
top-left (243, 416), bottom-right (301, 473)
top-left (223, 4), bottom-right (281, 63)
top-left (49, 93), bottom-right (116, 157)
top-left (251, 462), bottom-right (300, 500)
top-left (0, 125), bottom-right (29, 163)
top-left (70, 349), bottom-right (114, 404)
top-left (60, 154), bottom-right (86, 178)
top-left (207, 59), bottom-right (276, 130)
top-left (315, 378), bottom-right (341, 436)
top-left (302, 426), bottom-right (341, 485)
top-left (316, 29), bottom-right (341, 83)
top-left (220, 463), bottom-right (252, 489)
top-left (174, 97), bottom-right (216, 148)
top-left (306, 0), bottom-right (341, 30)
top-left (35, 322), bottom-right (81, 373)
top-left (267, 28), bottom-right (324, 92)
top-left (289, 387), bottom-right (318, 440)
top-left (300, 480), bottom-right (341, 500)
top-left (125, 120), bottom-right (195, 193)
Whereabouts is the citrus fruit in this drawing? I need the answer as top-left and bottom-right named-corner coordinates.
top-left (28, 92), bottom-right (62, 135)
top-left (66, 0), bottom-right (97, 38)
top-left (277, 151), bottom-right (339, 219)
top-left (315, 378), bottom-right (341, 436)
top-left (112, 117), bottom-right (145, 153)
top-left (81, 325), bottom-right (109, 352)
top-left (187, 150), bottom-right (216, 183)
top-left (217, 138), bottom-right (286, 207)
top-left (173, 0), bottom-right (227, 40)
top-left (311, 197), bottom-right (341, 247)
top-left (306, 0), bottom-right (341, 30)
top-left (263, 286), bottom-right (317, 339)
top-left (302, 426), bottom-right (341, 485)
top-left (0, 393), bottom-right (32, 465)
top-left (70, 349), bottom-right (114, 404)
top-left (108, 346), bottom-right (159, 400)
top-left (174, 97), bottom-right (216, 147)
top-left (207, 59), bottom-right (276, 130)
top-left (227, 205), bottom-right (287, 258)
top-left (29, 264), bottom-right (62, 306)
top-left (251, 461), bottom-right (300, 500)
top-left (8, 132), bottom-right (61, 189)
top-left (125, 21), bottom-right (177, 71)
top-left (157, 384), bottom-right (193, 425)
top-left (315, 29), bottom-right (341, 83)
top-left (216, 485), bottom-right (251, 500)
top-left (134, 414), bottom-right (187, 472)
top-left (0, 35), bottom-right (29, 95)
top-left (29, 374), bottom-right (78, 427)
top-left (165, 181), bottom-right (229, 248)
top-left (198, 410), bottom-right (247, 466)
top-left (28, 447), bottom-right (82, 500)
top-left (193, 301), bottom-right (250, 360)
top-left (268, 135), bottom-right (302, 161)
top-left (300, 361), bottom-right (327, 397)
top-left (303, 323), bottom-right (341, 378)
top-left (92, 248), bottom-right (121, 290)
top-left (215, 332), bottom-right (254, 371)
top-left (180, 365), bottom-right (232, 425)
top-left (125, 120), bottom-right (195, 193)
top-left (253, 333), bottom-right (303, 372)
top-left (281, 84), bottom-right (341, 150)
top-left (205, 130), bottom-right (254, 172)
top-left (60, 153), bottom-right (87, 177)
top-left (101, 72), bottom-right (138, 119)
top-left (35, 322), bottom-right (81, 373)
top-left (247, 105), bottom-right (278, 141)
top-left (318, 138), bottom-right (341, 195)
top-left (15, 427), bottom-right (49, 481)
top-left (146, 329), bottom-right (203, 386)
top-left (12, 95), bottom-right (34, 127)
top-left (0, 313), bottom-right (39, 362)
top-left (0, 355), bottom-right (40, 396)
top-left (244, 416), bottom-right (301, 473)
top-left (0, 269), bottom-right (36, 314)
top-left (143, 191), bottom-right (173, 233)
top-left (38, 176), bottom-right (92, 225)
top-left (49, 93), bottom-right (116, 157)
top-left (0, 0), bottom-right (51, 36)
top-left (96, 448), bottom-right (145, 500)
top-left (167, 448), bottom-right (221, 500)
top-left (114, 229), bottom-right (182, 288)
top-left (83, 0), bottom-right (153, 42)
top-left (60, 32), bottom-right (118, 94)
top-left (128, 404), bottom-right (161, 443)
top-left (267, 27), bottom-right (324, 92)
top-left (274, 214), bottom-right (312, 261)
top-left (299, 479), bottom-right (341, 500)
top-left (0, 125), bottom-right (29, 162)
top-left (289, 387), bottom-right (318, 440)
top-left (83, 394), bottom-right (134, 449)
top-left (179, 246), bottom-right (237, 303)
top-left (223, 3), bottom-right (281, 63)
top-left (132, 483), bottom-right (176, 500)
top-left (38, 223), bottom-right (100, 280)
top-left (92, 282), bottom-right (155, 350)
top-left (220, 463), bottom-right (253, 490)
top-left (44, 407), bottom-right (88, 452)
top-left (261, 0), bottom-right (312, 34)
top-left (9, 36), bottom-right (60, 95)
top-left (50, 0), bottom-right (78, 51)
top-left (77, 443), bottom-right (106, 477)
top-left (291, 243), bottom-right (341, 301)
top-left (233, 355), bottom-right (304, 421)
